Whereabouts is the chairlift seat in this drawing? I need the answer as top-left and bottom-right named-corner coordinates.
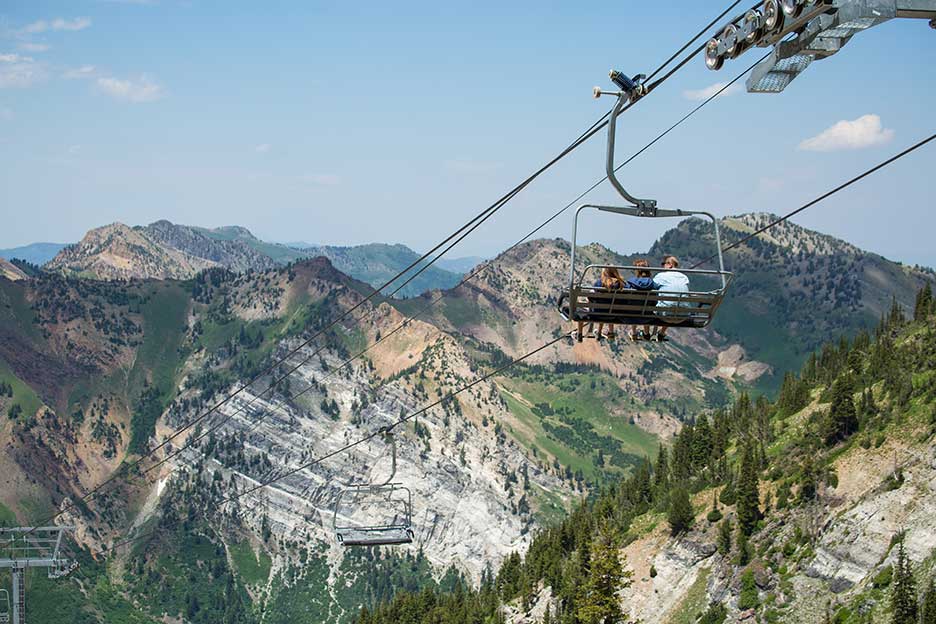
top-left (559, 84), bottom-right (733, 334)
top-left (336, 526), bottom-right (415, 546)
top-left (559, 265), bottom-right (732, 329)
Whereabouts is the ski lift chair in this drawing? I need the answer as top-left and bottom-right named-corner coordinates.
top-left (557, 72), bottom-right (733, 339)
top-left (0, 589), bottom-right (9, 624)
top-left (333, 430), bottom-right (415, 547)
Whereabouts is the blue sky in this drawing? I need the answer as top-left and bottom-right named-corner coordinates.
top-left (1, 1), bottom-right (934, 268)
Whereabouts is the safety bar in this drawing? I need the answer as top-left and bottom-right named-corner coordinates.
top-left (569, 205), bottom-right (728, 295)
top-left (333, 484), bottom-right (413, 533)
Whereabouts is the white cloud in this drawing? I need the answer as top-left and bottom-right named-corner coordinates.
top-left (63, 65), bottom-right (97, 79)
top-left (798, 114), bottom-right (894, 152)
top-left (18, 42), bottom-right (50, 53)
top-left (68, 144), bottom-right (81, 154)
top-left (302, 173), bottom-right (341, 186)
top-left (96, 75), bottom-right (164, 102)
top-left (682, 82), bottom-right (740, 101)
top-left (23, 17), bottom-right (92, 34)
top-left (0, 54), bottom-right (45, 88)
top-left (254, 143), bottom-right (271, 153)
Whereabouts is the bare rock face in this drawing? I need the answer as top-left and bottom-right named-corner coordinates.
top-left (712, 345), bottom-right (771, 383)
top-left (149, 323), bottom-right (572, 599)
top-left (0, 257), bottom-right (28, 281)
top-left (142, 220), bottom-right (277, 273)
top-left (804, 446), bottom-right (936, 588)
top-left (46, 220), bottom-right (279, 281)
top-left (47, 222), bottom-right (218, 280)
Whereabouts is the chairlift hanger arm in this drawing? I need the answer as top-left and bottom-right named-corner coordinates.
top-left (593, 74), bottom-right (658, 213)
top-left (340, 429), bottom-right (397, 488)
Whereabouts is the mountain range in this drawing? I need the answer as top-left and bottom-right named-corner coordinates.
top-left (0, 213), bottom-right (933, 622)
top-left (3, 220), bottom-right (473, 298)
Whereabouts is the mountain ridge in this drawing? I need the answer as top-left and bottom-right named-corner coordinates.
top-left (41, 220), bottom-right (465, 297)
top-left (1, 214), bottom-right (934, 622)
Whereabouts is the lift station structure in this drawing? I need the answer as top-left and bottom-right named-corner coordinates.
top-left (1, 527), bottom-right (76, 624)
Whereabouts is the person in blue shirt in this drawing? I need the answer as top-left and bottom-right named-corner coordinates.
top-left (623, 259), bottom-right (659, 340)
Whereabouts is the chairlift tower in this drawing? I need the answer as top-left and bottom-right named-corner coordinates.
top-left (0, 527), bottom-right (77, 624)
top-left (702, 0), bottom-right (936, 92)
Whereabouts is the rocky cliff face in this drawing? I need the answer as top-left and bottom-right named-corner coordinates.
top-left (158, 330), bottom-right (567, 585)
top-left (45, 221), bottom-right (281, 281)
top-left (142, 220), bottom-right (278, 273)
top-left (46, 222), bottom-right (219, 280)
top-left (0, 257), bottom-right (28, 281)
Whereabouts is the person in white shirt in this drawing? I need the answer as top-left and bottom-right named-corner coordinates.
top-left (652, 255), bottom-right (689, 342)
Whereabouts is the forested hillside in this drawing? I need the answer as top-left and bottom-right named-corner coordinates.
top-left (357, 286), bottom-right (936, 624)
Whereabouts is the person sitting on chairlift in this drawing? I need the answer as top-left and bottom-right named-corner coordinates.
top-left (589, 267), bottom-right (625, 340)
top-left (652, 255), bottom-right (689, 342)
top-left (623, 259), bottom-right (659, 341)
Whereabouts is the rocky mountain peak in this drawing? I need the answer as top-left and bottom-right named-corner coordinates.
top-left (722, 213), bottom-right (864, 258)
top-left (46, 221), bottom-right (217, 280)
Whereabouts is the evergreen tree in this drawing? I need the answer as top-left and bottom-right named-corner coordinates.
top-left (921, 577), bottom-right (936, 624)
top-left (671, 423), bottom-right (694, 482)
top-left (706, 491), bottom-right (723, 523)
top-left (653, 443), bottom-right (669, 493)
top-left (888, 296), bottom-right (906, 329)
top-left (822, 375), bottom-right (860, 445)
top-left (717, 518), bottom-right (732, 555)
top-left (891, 541), bottom-right (918, 624)
top-left (799, 456), bottom-right (818, 502)
top-left (736, 444), bottom-right (761, 537)
top-left (575, 523), bottom-right (631, 624)
top-left (719, 467), bottom-right (736, 506)
top-left (692, 414), bottom-right (713, 474)
top-left (914, 283), bottom-right (933, 321)
top-left (737, 569), bottom-right (758, 610)
top-left (668, 486), bottom-right (694, 535)
top-left (736, 529), bottom-right (753, 566)
top-left (777, 372), bottom-right (810, 416)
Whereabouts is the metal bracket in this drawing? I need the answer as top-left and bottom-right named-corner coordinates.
top-left (592, 75), bottom-right (658, 212)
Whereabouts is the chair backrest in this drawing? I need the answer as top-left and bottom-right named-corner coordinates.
top-left (563, 264), bottom-right (732, 327)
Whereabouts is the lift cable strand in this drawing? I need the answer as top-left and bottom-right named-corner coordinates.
top-left (76, 126), bottom-right (936, 562)
top-left (645, 0), bottom-right (749, 82)
top-left (93, 50), bottom-right (770, 510)
top-left (34, 1), bottom-right (749, 535)
top-left (95, 333), bottom-right (570, 556)
top-left (691, 132), bottom-right (936, 270)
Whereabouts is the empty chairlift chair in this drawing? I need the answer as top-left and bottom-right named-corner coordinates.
top-left (557, 71), bottom-right (733, 337)
top-left (0, 589), bottom-right (9, 624)
top-left (333, 430), bottom-right (415, 547)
